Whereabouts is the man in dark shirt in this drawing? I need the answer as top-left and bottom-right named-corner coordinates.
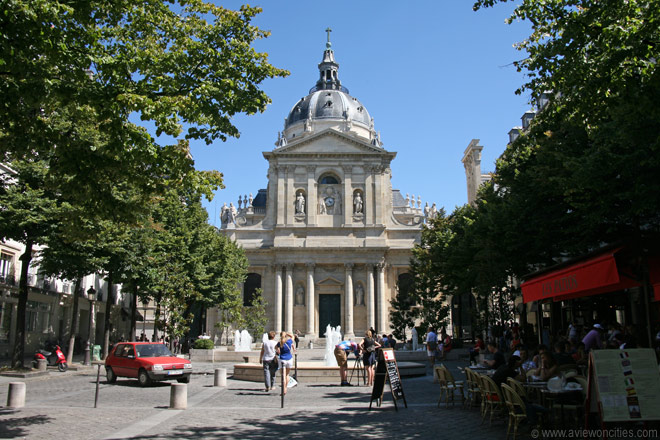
top-left (492, 355), bottom-right (522, 389)
top-left (484, 341), bottom-right (506, 370)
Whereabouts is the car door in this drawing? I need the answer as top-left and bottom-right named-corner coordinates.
top-left (123, 344), bottom-right (140, 378)
top-left (110, 344), bottom-right (128, 377)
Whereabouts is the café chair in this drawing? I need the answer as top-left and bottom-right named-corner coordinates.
top-left (465, 368), bottom-right (482, 409)
top-left (436, 365), bottom-right (464, 408)
top-left (501, 383), bottom-right (529, 440)
top-left (506, 377), bottom-right (527, 400)
top-left (480, 375), bottom-right (505, 426)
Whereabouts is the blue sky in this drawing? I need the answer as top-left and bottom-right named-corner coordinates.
top-left (187, 1), bottom-right (532, 226)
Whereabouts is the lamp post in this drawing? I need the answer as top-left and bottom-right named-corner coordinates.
top-left (84, 286), bottom-right (96, 365)
top-left (142, 300), bottom-right (148, 340)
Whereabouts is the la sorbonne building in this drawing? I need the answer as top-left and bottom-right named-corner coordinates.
top-left (211, 37), bottom-right (439, 342)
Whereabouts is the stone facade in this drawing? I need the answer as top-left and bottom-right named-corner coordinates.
top-left (214, 37), bottom-right (427, 340)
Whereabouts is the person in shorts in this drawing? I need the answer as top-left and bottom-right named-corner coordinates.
top-left (360, 330), bottom-right (381, 386)
top-left (276, 331), bottom-right (296, 395)
top-left (426, 326), bottom-right (438, 366)
top-left (334, 340), bottom-right (359, 386)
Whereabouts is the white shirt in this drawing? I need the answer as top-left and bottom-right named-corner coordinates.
top-left (262, 340), bottom-right (278, 362)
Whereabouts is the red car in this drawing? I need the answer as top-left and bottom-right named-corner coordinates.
top-left (105, 342), bottom-right (192, 386)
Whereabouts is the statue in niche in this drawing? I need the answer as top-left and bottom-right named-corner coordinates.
top-left (353, 192), bottom-right (363, 214)
top-left (295, 285), bottom-right (305, 306)
top-left (355, 284), bottom-right (364, 306)
top-left (295, 191), bottom-right (305, 215)
top-left (318, 195), bottom-right (326, 214)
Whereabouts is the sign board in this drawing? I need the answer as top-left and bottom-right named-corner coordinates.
top-left (588, 349), bottom-right (660, 423)
top-left (369, 348), bottom-right (407, 410)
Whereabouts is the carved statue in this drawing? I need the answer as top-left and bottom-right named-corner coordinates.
top-left (429, 203), bottom-right (438, 220)
top-left (295, 285), bottom-right (305, 306)
top-left (220, 203), bottom-right (228, 225)
top-left (227, 202), bottom-right (237, 224)
top-left (318, 195), bottom-right (326, 214)
top-left (353, 192), bottom-right (363, 214)
top-left (355, 284), bottom-right (365, 306)
top-left (295, 191), bottom-right (306, 215)
top-left (424, 202), bottom-right (430, 218)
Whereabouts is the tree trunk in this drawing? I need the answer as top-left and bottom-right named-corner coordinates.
top-left (153, 300), bottom-right (160, 341)
top-left (102, 271), bottom-right (114, 359)
top-left (130, 284), bottom-right (138, 342)
top-left (66, 278), bottom-right (82, 364)
top-left (12, 239), bottom-right (33, 369)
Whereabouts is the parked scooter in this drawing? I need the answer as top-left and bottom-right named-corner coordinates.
top-left (33, 345), bottom-right (68, 372)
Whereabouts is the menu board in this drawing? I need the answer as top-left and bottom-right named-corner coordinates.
top-left (591, 349), bottom-right (660, 422)
top-left (369, 348), bottom-right (407, 410)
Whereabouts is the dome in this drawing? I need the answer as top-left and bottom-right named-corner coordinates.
top-left (285, 89), bottom-right (372, 129)
top-left (279, 31), bottom-right (379, 146)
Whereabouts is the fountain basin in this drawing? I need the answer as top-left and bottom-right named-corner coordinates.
top-left (190, 349), bottom-right (260, 363)
top-left (233, 361), bottom-right (426, 383)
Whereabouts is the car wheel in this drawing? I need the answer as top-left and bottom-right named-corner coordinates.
top-left (106, 367), bottom-right (117, 383)
top-left (138, 369), bottom-right (151, 387)
top-left (177, 375), bottom-right (191, 384)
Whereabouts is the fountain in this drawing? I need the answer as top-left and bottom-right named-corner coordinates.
top-left (233, 329), bottom-right (253, 352)
top-left (239, 329), bottom-right (253, 351)
top-left (323, 324), bottom-right (342, 366)
top-left (411, 327), bottom-right (419, 351)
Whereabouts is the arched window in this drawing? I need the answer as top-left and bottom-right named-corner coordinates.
top-left (243, 273), bottom-right (261, 306)
top-left (319, 174), bottom-right (339, 184)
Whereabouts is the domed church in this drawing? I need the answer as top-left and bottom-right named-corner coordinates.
top-left (215, 32), bottom-right (430, 341)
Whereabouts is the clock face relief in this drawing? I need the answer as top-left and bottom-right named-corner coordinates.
top-left (325, 197), bottom-right (335, 207)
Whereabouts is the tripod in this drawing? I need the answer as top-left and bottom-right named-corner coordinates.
top-left (348, 354), bottom-right (365, 386)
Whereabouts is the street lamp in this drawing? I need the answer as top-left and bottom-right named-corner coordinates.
top-left (142, 300), bottom-right (148, 340)
top-left (84, 286), bottom-right (96, 365)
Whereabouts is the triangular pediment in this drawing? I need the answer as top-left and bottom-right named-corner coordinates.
top-left (271, 129), bottom-right (389, 155)
top-left (317, 276), bottom-right (343, 286)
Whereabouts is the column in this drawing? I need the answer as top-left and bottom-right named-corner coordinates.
top-left (285, 263), bottom-right (294, 333)
top-left (344, 263), bottom-right (354, 338)
top-left (307, 166), bottom-right (316, 225)
top-left (276, 166), bottom-right (286, 225)
top-left (365, 170), bottom-right (374, 225)
top-left (306, 263), bottom-right (315, 337)
top-left (343, 165), bottom-right (352, 225)
top-left (274, 265), bottom-right (283, 332)
top-left (374, 168), bottom-right (383, 225)
top-left (377, 262), bottom-right (387, 334)
top-left (366, 264), bottom-right (375, 331)
top-left (286, 166), bottom-right (294, 225)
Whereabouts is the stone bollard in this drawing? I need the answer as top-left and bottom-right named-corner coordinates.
top-left (36, 358), bottom-right (47, 372)
top-left (214, 368), bottom-right (227, 387)
top-left (169, 383), bottom-right (187, 410)
top-left (7, 382), bottom-right (26, 408)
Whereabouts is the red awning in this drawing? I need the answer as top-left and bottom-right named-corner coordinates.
top-left (650, 256), bottom-right (660, 302)
top-left (521, 247), bottom-right (640, 303)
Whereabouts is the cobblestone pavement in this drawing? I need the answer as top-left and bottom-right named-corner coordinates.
top-left (0, 354), bottom-right (513, 439)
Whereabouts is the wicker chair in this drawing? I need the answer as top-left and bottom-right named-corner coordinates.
top-left (436, 365), bottom-right (464, 408)
top-left (501, 383), bottom-right (528, 440)
top-left (465, 368), bottom-right (482, 409)
top-left (480, 374), bottom-right (505, 426)
top-left (506, 377), bottom-right (527, 400)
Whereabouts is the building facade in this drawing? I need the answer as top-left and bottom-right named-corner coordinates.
top-left (214, 38), bottom-right (428, 341)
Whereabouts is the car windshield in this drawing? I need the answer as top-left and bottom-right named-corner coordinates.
top-left (136, 344), bottom-right (173, 358)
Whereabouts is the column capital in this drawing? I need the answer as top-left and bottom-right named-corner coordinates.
top-left (305, 262), bottom-right (316, 270)
top-left (285, 263), bottom-right (295, 271)
top-left (376, 261), bottom-right (387, 271)
top-left (344, 263), bottom-right (354, 270)
top-left (270, 263), bottom-right (283, 272)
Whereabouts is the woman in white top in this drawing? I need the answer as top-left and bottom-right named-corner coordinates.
top-left (259, 331), bottom-right (278, 392)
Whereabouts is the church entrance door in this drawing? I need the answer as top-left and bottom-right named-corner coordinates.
top-left (318, 294), bottom-right (340, 337)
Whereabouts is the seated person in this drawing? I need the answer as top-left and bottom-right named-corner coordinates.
top-left (484, 341), bottom-right (506, 370)
top-left (553, 341), bottom-right (577, 366)
top-left (470, 337), bottom-right (485, 364)
top-left (492, 355), bottom-right (523, 389)
top-left (533, 351), bottom-right (559, 381)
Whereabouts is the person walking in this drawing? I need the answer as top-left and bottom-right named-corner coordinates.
top-left (360, 330), bottom-right (381, 386)
top-left (426, 326), bottom-right (438, 367)
top-left (276, 331), bottom-right (296, 395)
top-left (259, 331), bottom-right (278, 392)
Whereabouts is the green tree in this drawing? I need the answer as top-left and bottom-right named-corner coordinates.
top-left (389, 275), bottom-right (416, 342)
top-left (0, 161), bottom-right (59, 368)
